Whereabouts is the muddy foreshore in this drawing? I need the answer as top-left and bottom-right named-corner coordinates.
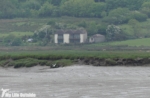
top-left (1, 65), bottom-right (150, 98)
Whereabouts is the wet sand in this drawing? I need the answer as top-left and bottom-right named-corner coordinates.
top-left (0, 65), bottom-right (150, 98)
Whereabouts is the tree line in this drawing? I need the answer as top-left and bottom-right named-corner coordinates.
top-left (1, 0), bottom-right (150, 22)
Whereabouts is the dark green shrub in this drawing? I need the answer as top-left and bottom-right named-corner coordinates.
top-left (25, 61), bottom-right (37, 67)
top-left (11, 37), bottom-right (22, 46)
top-left (55, 59), bottom-right (73, 67)
top-left (0, 55), bottom-right (11, 60)
top-left (46, 61), bottom-right (53, 66)
top-left (14, 62), bottom-right (25, 68)
top-left (130, 11), bottom-right (148, 22)
top-left (13, 58), bottom-right (39, 68)
top-left (38, 60), bottom-right (48, 65)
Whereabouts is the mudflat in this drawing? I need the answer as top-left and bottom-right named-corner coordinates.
top-left (0, 65), bottom-right (150, 98)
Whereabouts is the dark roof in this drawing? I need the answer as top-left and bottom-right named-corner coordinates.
top-left (55, 29), bottom-right (87, 34)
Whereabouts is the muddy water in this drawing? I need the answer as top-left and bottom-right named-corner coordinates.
top-left (0, 65), bottom-right (150, 98)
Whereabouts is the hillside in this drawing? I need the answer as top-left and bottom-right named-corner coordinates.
top-left (1, 0), bottom-right (150, 46)
top-left (1, 17), bottom-right (150, 47)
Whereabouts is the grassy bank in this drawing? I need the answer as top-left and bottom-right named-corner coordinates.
top-left (1, 50), bottom-right (150, 59)
top-left (0, 50), bottom-right (150, 68)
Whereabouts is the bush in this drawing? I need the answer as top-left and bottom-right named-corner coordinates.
top-left (13, 61), bottom-right (25, 68)
top-left (46, 61), bottom-right (53, 66)
top-left (130, 11), bottom-right (148, 22)
top-left (25, 61), bottom-right (37, 67)
top-left (54, 59), bottom-right (73, 67)
top-left (38, 60), bottom-right (48, 66)
top-left (11, 37), bottom-right (22, 46)
top-left (13, 58), bottom-right (39, 68)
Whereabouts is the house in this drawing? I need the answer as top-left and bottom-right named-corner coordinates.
top-left (89, 34), bottom-right (105, 43)
top-left (54, 29), bottom-right (87, 44)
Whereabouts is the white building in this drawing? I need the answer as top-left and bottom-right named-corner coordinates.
top-left (54, 29), bottom-right (87, 44)
top-left (89, 34), bottom-right (105, 43)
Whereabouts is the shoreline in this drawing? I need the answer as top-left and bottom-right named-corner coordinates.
top-left (1, 57), bottom-right (150, 69)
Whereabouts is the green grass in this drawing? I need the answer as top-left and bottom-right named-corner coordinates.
top-left (0, 17), bottom-right (102, 33)
top-left (90, 38), bottom-right (150, 46)
top-left (11, 32), bottom-right (33, 37)
top-left (0, 32), bottom-right (33, 38)
top-left (0, 50), bottom-right (149, 60)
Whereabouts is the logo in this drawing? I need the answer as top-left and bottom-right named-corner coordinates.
top-left (1, 88), bottom-right (36, 98)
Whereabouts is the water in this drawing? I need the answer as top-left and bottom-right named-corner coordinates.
top-left (0, 65), bottom-right (150, 98)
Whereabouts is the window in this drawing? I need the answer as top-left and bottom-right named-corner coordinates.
top-left (58, 39), bottom-right (63, 43)
top-left (58, 34), bottom-right (63, 39)
top-left (69, 34), bottom-right (80, 43)
top-left (74, 34), bottom-right (80, 39)
top-left (70, 34), bottom-right (74, 39)
top-left (57, 34), bottom-right (63, 43)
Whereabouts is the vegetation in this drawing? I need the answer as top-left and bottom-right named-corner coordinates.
top-left (1, 0), bottom-right (150, 47)
top-left (1, 1), bottom-right (150, 68)
top-left (0, 50), bottom-right (150, 68)
top-left (0, 0), bottom-right (148, 19)
top-left (90, 37), bottom-right (150, 46)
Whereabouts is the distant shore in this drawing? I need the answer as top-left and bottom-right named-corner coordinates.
top-left (0, 50), bottom-right (150, 68)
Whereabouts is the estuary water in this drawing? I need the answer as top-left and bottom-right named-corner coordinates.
top-left (0, 65), bottom-right (150, 98)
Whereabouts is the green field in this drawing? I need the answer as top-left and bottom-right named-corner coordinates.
top-left (90, 38), bottom-right (150, 46)
top-left (0, 50), bottom-right (150, 59)
top-left (0, 17), bottom-right (102, 33)
top-left (0, 32), bottom-right (33, 38)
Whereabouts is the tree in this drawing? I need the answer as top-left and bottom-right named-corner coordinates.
top-left (34, 25), bottom-right (53, 45)
top-left (61, 0), bottom-right (95, 17)
top-left (128, 19), bottom-right (141, 38)
top-left (97, 24), bottom-right (107, 35)
top-left (39, 2), bottom-right (56, 17)
top-left (3, 34), bottom-right (16, 45)
top-left (91, 2), bottom-right (106, 17)
top-left (86, 21), bottom-right (98, 36)
top-left (94, 0), bottom-right (105, 2)
top-left (105, 0), bottom-right (128, 11)
top-left (51, 0), bottom-right (62, 6)
top-left (106, 24), bottom-right (126, 41)
top-left (130, 11), bottom-right (148, 22)
top-left (11, 37), bottom-right (22, 46)
top-left (141, 2), bottom-right (150, 17)
top-left (103, 8), bottom-right (131, 24)
top-left (126, 0), bottom-right (144, 10)
top-left (0, 0), bottom-right (17, 18)
top-left (105, 0), bottom-right (144, 11)
top-left (21, 0), bottom-right (40, 10)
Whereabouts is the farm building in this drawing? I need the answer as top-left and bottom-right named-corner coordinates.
top-left (54, 29), bottom-right (87, 44)
top-left (89, 34), bottom-right (105, 43)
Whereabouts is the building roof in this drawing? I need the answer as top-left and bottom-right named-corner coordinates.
top-left (55, 29), bottom-right (87, 34)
